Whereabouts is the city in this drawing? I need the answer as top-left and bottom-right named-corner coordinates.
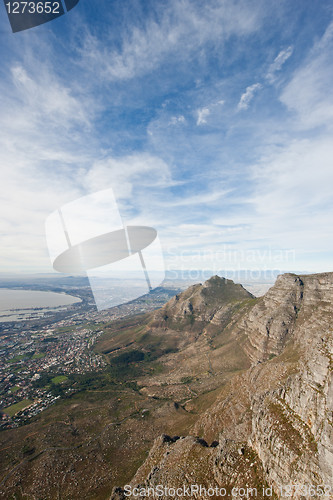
top-left (0, 280), bottom-right (181, 430)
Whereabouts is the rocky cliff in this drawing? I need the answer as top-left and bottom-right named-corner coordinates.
top-left (249, 273), bottom-right (333, 494)
top-left (112, 272), bottom-right (333, 499)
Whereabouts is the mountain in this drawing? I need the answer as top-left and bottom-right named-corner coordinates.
top-left (154, 275), bottom-right (254, 326)
top-left (0, 273), bottom-right (332, 499)
top-left (111, 272), bottom-right (333, 499)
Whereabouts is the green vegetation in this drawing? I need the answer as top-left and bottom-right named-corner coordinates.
top-left (32, 372), bottom-right (53, 388)
top-left (68, 372), bottom-right (114, 391)
top-left (22, 443), bottom-right (36, 456)
top-left (33, 372), bottom-right (71, 397)
top-left (269, 401), bottom-right (304, 456)
top-left (112, 349), bottom-right (145, 365)
top-left (51, 375), bottom-right (68, 385)
top-left (6, 354), bottom-right (28, 364)
top-left (3, 399), bottom-right (33, 417)
top-left (32, 352), bottom-right (45, 359)
top-left (9, 385), bottom-right (20, 393)
top-left (30, 360), bottom-right (145, 398)
top-left (108, 360), bottom-right (144, 381)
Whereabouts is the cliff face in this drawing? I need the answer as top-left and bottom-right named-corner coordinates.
top-left (114, 273), bottom-right (333, 499)
top-left (238, 273), bottom-right (304, 363)
top-left (250, 273), bottom-right (333, 493)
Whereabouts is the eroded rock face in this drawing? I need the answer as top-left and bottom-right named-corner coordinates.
top-left (117, 272), bottom-right (333, 499)
top-left (153, 275), bottom-right (254, 326)
top-left (247, 273), bottom-right (333, 493)
top-left (238, 274), bottom-right (305, 363)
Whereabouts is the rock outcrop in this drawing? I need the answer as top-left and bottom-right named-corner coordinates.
top-left (114, 272), bottom-right (333, 499)
top-left (249, 273), bottom-right (333, 493)
top-left (238, 273), bottom-right (304, 363)
top-left (152, 275), bottom-right (254, 328)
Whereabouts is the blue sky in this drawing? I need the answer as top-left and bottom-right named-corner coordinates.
top-left (0, 0), bottom-right (333, 274)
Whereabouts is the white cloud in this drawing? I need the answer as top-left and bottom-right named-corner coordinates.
top-left (196, 107), bottom-right (210, 125)
top-left (157, 188), bottom-right (231, 208)
top-left (237, 83), bottom-right (262, 110)
top-left (82, 153), bottom-right (174, 201)
top-left (207, 25), bottom-right (333, 271)
top-left (170, 115), bottom-right (186, 125)
top-left (206, 138), bottom-right (333, 271)
top-left (0, 60), bottom-right (97, 272)
top-left (248, 135), bottom-right (333, 260)
top-left (280, 22), bottom-right (333, 130)
top-left (77, 0), bottom-right (263, 83)
top-left (1, 3), bottom-right (331, 275)
top-left (10, 65), bottom-right (91, 130)
top-left (266, 46), bottom-right (293, 82)
top-left (251, 24), bottom-right (333, 249)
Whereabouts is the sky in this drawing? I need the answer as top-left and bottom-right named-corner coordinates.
top-left (0, 0), bottom-right (333, 276)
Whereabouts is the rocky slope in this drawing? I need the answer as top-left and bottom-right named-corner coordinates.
top-left (111, 273), bottom-right (333, 499)
top-left (249, 273), bottom-right (333, 494)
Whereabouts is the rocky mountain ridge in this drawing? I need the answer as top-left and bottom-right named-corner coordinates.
top-left (112, 272), bottom-right (333, 499)
top-left (0, 273), bottom-right (332, 499)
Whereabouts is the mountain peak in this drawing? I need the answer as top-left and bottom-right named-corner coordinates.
top-left (153, 274), bottom-right (254, 328)
top-left (204, 274), bottom-right (224, 284)
top-left (203, 275), bottom-right (235, 287)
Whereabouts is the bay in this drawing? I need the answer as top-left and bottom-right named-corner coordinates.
top-left (0, 289), bottom-right (81, 322)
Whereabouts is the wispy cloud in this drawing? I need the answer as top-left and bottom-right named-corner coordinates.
top-left (0, 1), bottom-right (332, 274)
top-left (266, 46), bottom-right (293, 82)
top-left (11, 65), bottom-right (91, 129)
top-left (196, 100), bottom-right (224, 125)
top-left (76, 0), bottom-right (262, 84)
top-left (196, 107), bottom-right (210, 125)
top-left (157, 189), bottom-right (231, 208)
top-left (237, 83), bottom-right (262, 110)
top-left (237, 46), bottom-right (293, 112)
top-left (82, 153), bottom-right (175, 201)
top-left (0, 56), bottom-right (98, 271)
top-left (280, 22), bottom-right (333, 130)
top-left (170, 115), bottom-right (186, 125)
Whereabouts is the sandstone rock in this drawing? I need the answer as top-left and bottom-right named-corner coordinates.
top-left (119, 272), bottom-right (333, 499)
